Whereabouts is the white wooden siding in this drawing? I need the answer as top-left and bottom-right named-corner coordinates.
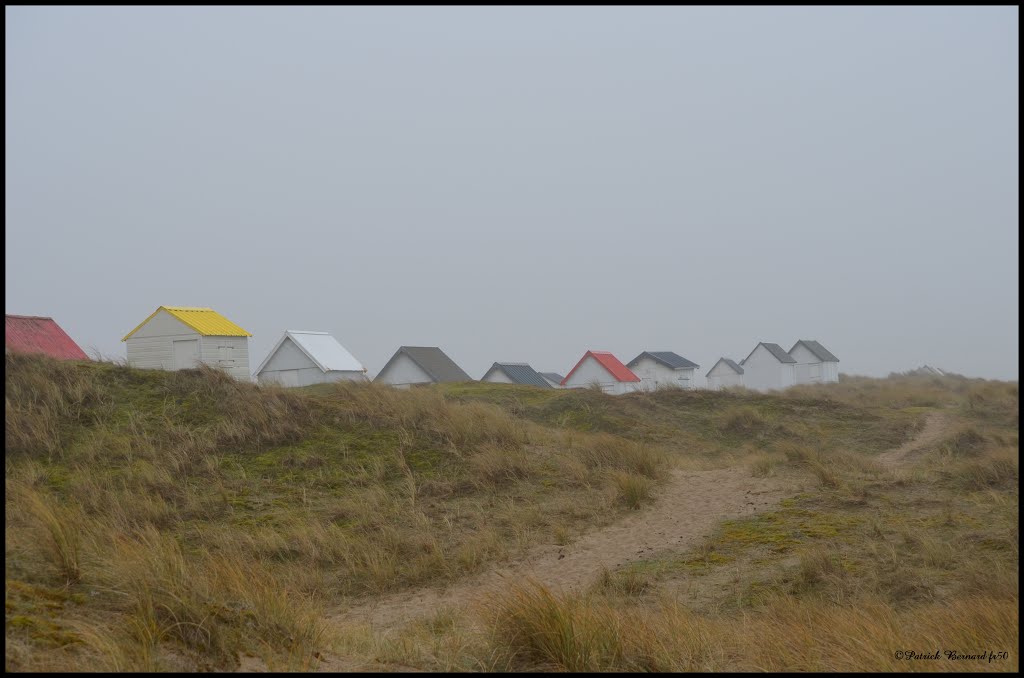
top-left (790, 343), bottom-right (840, 385)
top-left (742, 345), bottom-right (795, 392)
top-left (259, 337), bottom-right (316, 373)
top-left (126, 310), bottom-right (200, 371)
top-left (260, 366), bottom-right (367, 386)
top-left (275, 369), bottom-right (301, 387)
top-left (172, 339), bottom-right (200, 370)
top-left (706, 360), bottom-right (744, 390)
top-left (374, 352), bottom-right (433, 386)
top-left (126, 336), bottom-right (176, 371)
top-left (198, 336), bottom-right (251, 381)
top-left (128, 310), bottom-right (198, 339)
top-left (313, 370), bottom-right (368, 385)
top-left (481, 366), bottom-right (515, 384)
top-left (630, 357), bottom-right (696, 391)
top-left (823, 361), bottom-right (839, 382)
top-left (707, 373), bottom-right (745, 390)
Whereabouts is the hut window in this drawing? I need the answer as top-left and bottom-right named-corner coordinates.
top-left (219, 345), bottom-right (234, 364)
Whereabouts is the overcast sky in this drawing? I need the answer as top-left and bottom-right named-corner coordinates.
top-left (6, 6), bottom-right (1019, 382)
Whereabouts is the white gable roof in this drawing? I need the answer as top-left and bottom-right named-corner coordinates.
top-left (256, 331), bottom-right (366, 375)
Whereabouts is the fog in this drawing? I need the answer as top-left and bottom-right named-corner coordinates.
top-left (6, 6), bottom-right (1019, 381)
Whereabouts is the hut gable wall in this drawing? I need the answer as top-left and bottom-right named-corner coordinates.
top-left (376, 352), bottom-right (433, 385)
top-left (260, 337), bottom-right (318, 373)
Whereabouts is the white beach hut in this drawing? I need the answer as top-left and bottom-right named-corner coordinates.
top-left (626, 351), bottom-right (700, 391)
top-left (706, 358), bottom-right (745, 390)
top-left (255, 330), bottom-right (368, 386)
top-left (739, 342), bottom-right (796, 392)
top-left (789, 340), bottom-right (840, 385)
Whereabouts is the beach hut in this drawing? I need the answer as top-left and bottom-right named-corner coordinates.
top-left (539, 372), bottom-right (565, 389)
top-left (480, 362), bottom-right (551, 388)
top-left (706, 358), bottom-right (745, 390)
top-left (255, 330), bottom-right (367, 386)
top-left (789, 340), bottom-right (840, 385)
top-left (561, 350), bottom-right (640, 395)
top-left (373, 346), bottom-right (472, 388)
top-left (5, 314), bottom-right (89, 361)
top-left (739, 342), bottom-right (796, 392)
top-left (626, 351), bottom-right (700, 390)
top-left (122, 306), bottom-right (252, 381)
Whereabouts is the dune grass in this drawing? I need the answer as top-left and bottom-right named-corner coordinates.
top-left (347, 375), bottom-right (1018, 672)
top-left (5, 355), bottom-right (1017, 671)
top-left (5, 354), bottom-right (672, 671)
top-left (478, 580), bottom-right (1017, 672)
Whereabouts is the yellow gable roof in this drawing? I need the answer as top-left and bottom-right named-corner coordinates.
top-left (122, 306), bottom-right (252, 341)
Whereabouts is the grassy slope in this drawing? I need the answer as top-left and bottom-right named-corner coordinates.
top-left (449, 377), bottom-right (1020, 672)
top-left (441, 380), bottom-right (918, 456)
top-left (347, 377), bottom-right (1018, 672)
top-left (5, 355), bottom-right (1018, 671)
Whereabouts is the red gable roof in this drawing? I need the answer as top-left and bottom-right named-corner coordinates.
top-left (561, 350), bottom-right (640, 385)
top-left (5, 315), bottom-right (90, 361)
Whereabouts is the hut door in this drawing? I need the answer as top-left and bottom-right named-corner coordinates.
top-left (172, 339), bottom-right (200, 370)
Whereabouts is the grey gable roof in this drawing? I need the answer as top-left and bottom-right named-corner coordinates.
top-left (741, 342), bottom-right (797, 365)
top-left (790, 340), bottom-right (839, 363)
top-left (398, 346), bottom-right (473, 382)
top-left (488, 362), bottom-right (551, 388)
top-left (540, 372), bottom-right (564, 383)
top-left (628, 351), bottom-right (700, 370)
top-left (707, 357), bottom-right (744, 377)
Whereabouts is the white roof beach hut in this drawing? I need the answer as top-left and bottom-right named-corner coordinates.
top-left (122, 306), bottom-right (252, 381)
top-left (561, 350), bottom-right (641, 395)
top-left (255, 330), bottom-right (368, 386)
top-left (480, 362), bottom-right (552, 388)
top-left (788, 340), bottom-right (840, 385)
top-left (739, 342), bottom-right (796, 392)
top-left (626, 351), bottom-right (700, 391)
top-left (706, 358), bottom-right (745, 390)
top-left (373, 346), bottom-right (473, 388)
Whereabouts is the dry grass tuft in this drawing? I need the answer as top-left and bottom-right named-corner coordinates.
top-left (569, 433), bottom-right (668, 479)
top-left (750, 455), bottom-right (777, 478)
top-left (610, 471), bottom-right (654, 509)
top-left (594, 567), bottom-right (655, 597)
top-left (717, 406), bottom-right (769, 435)
top-left (12, 483), bottom-right (82, 585)
top-left (481, 582), bottom-right (1019, 672)
top-left (780, 443), bottom-right (814, 465)
top-left (941, 447), bottom-right (1019, 491)
top-left (940, 426), bottom-right (989, 457)
top-left (468, 445), bottom-right (536, 487)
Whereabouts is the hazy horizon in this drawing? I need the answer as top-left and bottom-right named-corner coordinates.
top-left (6, 6), bottom-right (1019, 382)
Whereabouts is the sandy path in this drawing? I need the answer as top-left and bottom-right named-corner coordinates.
top-left (876, 411), bottom-right (950, 469)
top-left (240, 410), bottom-right (949, 671)
top-left (330, 466), bottom-right (794, 632)
top-left (333, 410), bottom-right (952, 634)
top-left (237, 466), bottom-right (795, 672)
